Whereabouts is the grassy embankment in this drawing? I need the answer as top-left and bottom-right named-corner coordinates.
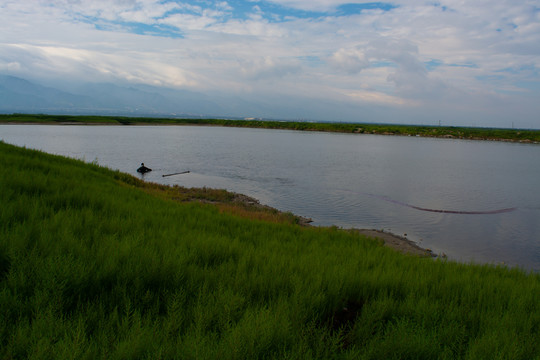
top-left (1, 141), bottom-right (540, 359)
top-left (2, 113), bottom-right (540, 143)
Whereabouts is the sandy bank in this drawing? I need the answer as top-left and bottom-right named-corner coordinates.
top-left (352, 229), bottom-right (436, 258)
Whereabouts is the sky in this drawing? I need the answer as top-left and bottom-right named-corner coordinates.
top-left (1, 0), bottom-right (540, 128)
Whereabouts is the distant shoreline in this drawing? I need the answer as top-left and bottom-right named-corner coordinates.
top-left (1, 113), bottom-right (539, 144)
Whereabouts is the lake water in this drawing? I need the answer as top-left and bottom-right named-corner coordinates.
top-left (2, 124), bottom-right (539, 271)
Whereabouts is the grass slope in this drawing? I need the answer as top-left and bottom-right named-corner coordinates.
top-left (2, 113), bottom-right (540, 143)
top-left (1, 141), bottom-right (539, 359)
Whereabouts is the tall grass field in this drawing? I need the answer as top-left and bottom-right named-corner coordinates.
top-left (1, 140), bottom-right (539, 359)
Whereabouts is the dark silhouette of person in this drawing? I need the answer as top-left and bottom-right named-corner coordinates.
top-left (137, 163), bottom-right (152, 173)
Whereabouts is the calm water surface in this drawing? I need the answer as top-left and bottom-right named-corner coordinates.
top-left (2, 124), bottom-right (539, 271)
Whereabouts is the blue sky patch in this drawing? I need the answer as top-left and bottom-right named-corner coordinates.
top-left (92, 20), bottom-right (184, 38)
top-left (496, 64), bottom-right (537, 75)
top-left (514, 80), bottom-right (540, 92)
top-left (425, 59), bottom-right (443, 71)
top-left (126, 22), bottom-right (184, 38)
top-left (165, 1), bottom-right (398, 23)
top-left (432, 2), bottom-right (453, 12)
top-left (75, 1), bottom-right (400, 35)
top-left (476, 75), bottom-right (505, 82)
top-left (424, 60), bottom-right (479, 71)
top-left (448, 63), bottom-right (478, 69)
top-left (335, 2), bottom-right (398, 16)
top-left (371, 61), bottom-right (397, 68)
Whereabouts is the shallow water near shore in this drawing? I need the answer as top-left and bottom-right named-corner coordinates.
top-left (2, 124), bottom-right (539, 271)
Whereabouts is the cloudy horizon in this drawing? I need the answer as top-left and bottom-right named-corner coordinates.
top-left (1, 0), bottom-right (539, 128)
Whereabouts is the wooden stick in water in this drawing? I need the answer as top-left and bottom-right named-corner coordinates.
top-left (162, 171), bottom-right (190, 177)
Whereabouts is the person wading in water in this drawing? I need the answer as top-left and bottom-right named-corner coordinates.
top-left (137, 163), bottom-right (152, 174)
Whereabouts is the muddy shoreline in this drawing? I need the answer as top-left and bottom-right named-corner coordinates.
top-left (352, 229), bottom-right (436, 258)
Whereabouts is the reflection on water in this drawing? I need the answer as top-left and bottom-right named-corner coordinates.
top-left (1, 124), bottom-right (539, 271)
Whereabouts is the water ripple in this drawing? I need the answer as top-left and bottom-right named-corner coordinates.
top-left (335, 189), bottom-right (517, 215)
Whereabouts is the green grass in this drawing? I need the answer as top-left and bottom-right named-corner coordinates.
top-left (2, 113), bottom-right (540, 143)
top-left (1, 141), bottom-right (539, 359)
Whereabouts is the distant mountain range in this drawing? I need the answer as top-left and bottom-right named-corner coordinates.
top-left (0, 74), bottom-right (384, 123)
top-left (0, 74), bottom-right (253, 118)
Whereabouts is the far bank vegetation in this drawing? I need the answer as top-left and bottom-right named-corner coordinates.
top-left (2, 113), bottom-right (539, 143)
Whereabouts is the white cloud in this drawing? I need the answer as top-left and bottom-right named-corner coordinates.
top-left (343, 89), bottom-right (418, 106)
top-left (208, 18), bottom-right (289, 36)
top-left (1, 43), bottom-right (198, 88)
top-left (239, 56), bottom-right (301, 80)
top-left (0, 0), bottom-right (539, 127)
top-left (57, 0), bottom-right (179, 22)
top-left (262, 0), bottom-right (378, 12)
top-left (0, 61), bottom-right (21, 72)
top-left (216, 1), bottom-right (234, 11)
top-left (328, 48), bottom-right (369, 74)
top-left (158, 13), bottom-right (218, 31)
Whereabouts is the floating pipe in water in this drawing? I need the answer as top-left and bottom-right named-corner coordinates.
top-left (162, 171), bottom-right (190, 177)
